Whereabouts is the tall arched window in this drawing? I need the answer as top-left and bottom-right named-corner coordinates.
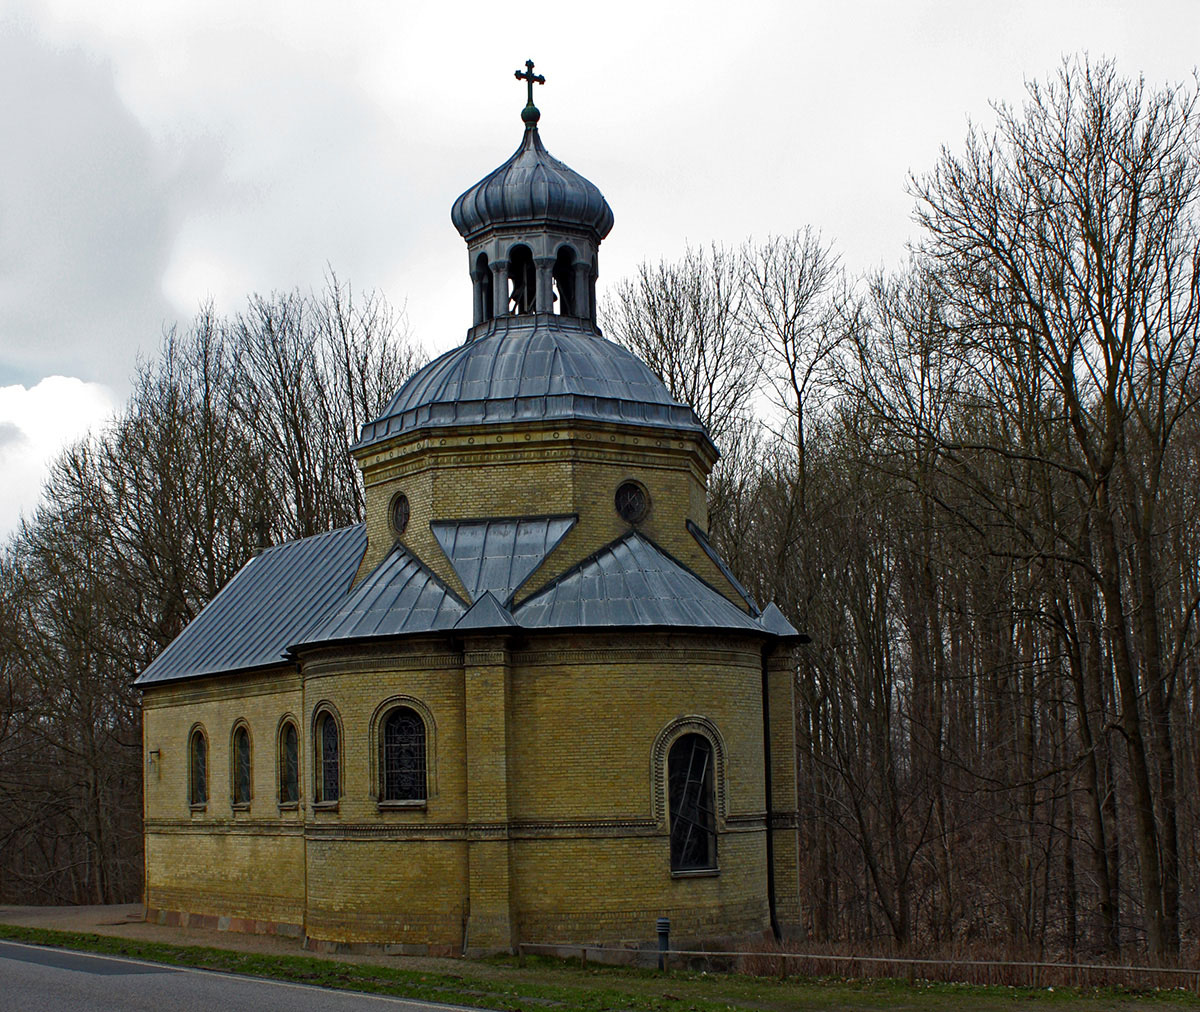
top-left (279, 720), bottom-right (299, 805)
top-left (232, 724), bottom-right (251, 806)
top-left (381, 707), bottom-right (426, 802)
top-left (188, 727), bottom-right (208, 807)
top-left (668, 734), bottom-right (717, 871)
top-left (315, 710), bottom-right (340, 804)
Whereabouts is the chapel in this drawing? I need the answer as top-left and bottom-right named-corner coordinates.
top-left (137, 64), bottom-right (805, 956)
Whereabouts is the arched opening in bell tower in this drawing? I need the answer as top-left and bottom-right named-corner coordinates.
top-left (552, 246), bottom-right (577, 317)
top-left (507, 245), bottom-right (536, 315)
top-left (475, 253), bottom-right (494, 323)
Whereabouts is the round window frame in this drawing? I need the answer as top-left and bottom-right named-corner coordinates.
top-left (389, 492), bottom-right (411, 537)
top-left (614, 480), bottom-right (650, 525)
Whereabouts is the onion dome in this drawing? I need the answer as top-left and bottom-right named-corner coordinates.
top-left (354, 316), bottom-right (707, 450)
top-left (450, 113), bottom-right (614, 241)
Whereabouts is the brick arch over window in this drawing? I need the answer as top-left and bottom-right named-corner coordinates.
top-left (650, 715), bottom-right (727, 828)
top-left (187, 723), bottom-right (208, 808)
top-left (312, 702), bottom-right (343, 805)
top-left (368, 696), bottom-right (437, 801)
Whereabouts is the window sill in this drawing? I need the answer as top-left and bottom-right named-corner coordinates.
top-left (231, 802), bottom-right (250, 812)
top-left (671, 867), bottom-right (719, 879)
top-left (313, 801), bottom-right (340, 812)
top-left (377, 799), bottom-right (427, 811)
top-left (189, 803), bottom-right (207, 814)
top-left (278, 801), bottom-right (300, 811)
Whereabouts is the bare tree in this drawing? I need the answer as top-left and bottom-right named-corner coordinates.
top-left (0, 275), bottom-right (420, 905)
top-left (913, 57), bottom-right (1200, 957)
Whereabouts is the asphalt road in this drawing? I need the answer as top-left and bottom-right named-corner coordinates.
top-left (0, 939), bottom-right (488, 1012)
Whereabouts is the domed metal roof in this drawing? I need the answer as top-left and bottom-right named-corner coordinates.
top-left (354, 316), bottom-right (707, 450)
top-left (450, 123), bottom-right (614, 241)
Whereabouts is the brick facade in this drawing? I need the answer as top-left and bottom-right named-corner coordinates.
top-left (143, 621), bottom-right (802, 951)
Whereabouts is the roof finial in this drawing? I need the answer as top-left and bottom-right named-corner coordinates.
top-left (514, 59), bottom-right (545, 128)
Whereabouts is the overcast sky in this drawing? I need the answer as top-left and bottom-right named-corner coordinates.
top-left (1, 0), bottom-right (1198, 537)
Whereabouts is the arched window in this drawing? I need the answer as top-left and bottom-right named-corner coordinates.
top-left (232, 724), bottom-right (251, 806)
top-left (315, 710), bottom-right (340, 804)
top-left (381, 707), bottom-right (426, 802)
top-left (668, 733), bottom-right (717, 871)
top-left (552, 246), bottom-right (576, 316)
top-left (507, 244), bottom-right (535, 314)
top-left (279, 720), bottom-right (299, 805)
top-left (188, 727), bottom-right (208, 807)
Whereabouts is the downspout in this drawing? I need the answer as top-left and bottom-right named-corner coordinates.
top-left (761, 641), bottom-right (781, 941)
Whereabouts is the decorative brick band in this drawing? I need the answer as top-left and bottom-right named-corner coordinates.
top-left (145, 907), bottom-right (303, 939)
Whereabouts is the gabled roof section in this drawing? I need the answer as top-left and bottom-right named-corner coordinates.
top-left (431, 515), bottom-right (576, 606)
top-left (686, 519), bottom-right (760, 616)
top-left (759, 602), bottom-right (802, 639)
top-left (454, 590), bottom-right (518, 632)
top-left (513, 530), bottom-right (766, 634)
top-left (135, 525), bottom-right (368, 686)
top-left (299, 542), bottom-right (467, 646)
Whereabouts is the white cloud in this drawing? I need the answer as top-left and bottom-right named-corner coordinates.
top-left (0, 375), bottom-right (115, 538)
top-left (0, 18), bottom-right (182, 391)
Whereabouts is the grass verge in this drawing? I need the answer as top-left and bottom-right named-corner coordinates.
top-left (2, 922), bottom-right (1200, 1011)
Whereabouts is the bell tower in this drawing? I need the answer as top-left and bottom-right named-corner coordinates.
top-left (450, 60), bottom-right (614, 335)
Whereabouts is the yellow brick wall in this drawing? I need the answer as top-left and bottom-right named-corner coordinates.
top-left (142, 668), bottom-right (306, 926)
top-left (512, 835), bottom-right (769, 944)
top-left (506, 635), bottom-right (766, 822)
top-left (305, 839), bottom-right (468, 946)
top-left (142, 629), bottom-right (786, 949)
top-left (301, 644), bottom-right (467, 822)
top-left (354, 421), bottom-right (743, 610)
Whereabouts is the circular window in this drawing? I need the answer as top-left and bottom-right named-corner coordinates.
top-left (615, 481), bottom-right (649, 524)
top-left (390, 493), bottom-right (410, 536)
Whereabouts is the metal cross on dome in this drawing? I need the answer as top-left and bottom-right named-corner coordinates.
top-left (515, 59), bottom-right (545, 107)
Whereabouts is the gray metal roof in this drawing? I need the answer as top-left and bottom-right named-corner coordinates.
top-left (454, 590), bottom-right (518, 631)
top-left (432, 515), bottom-right (575, 606)
top-left (450, 124), bottom-right (614, 242)
top-left (355, 316), bottom-right (709, 449)
top-left (134, 525), bottom-right (367, 686)
top-left (687, 519), bottom-right (760, 616)
top-left (512, 531), bottom-right (767, 634)
top-left (758, 602), bottom-right (801, 639)
top-left (300, 542), bottom-right (467, 645)
top-left (139, 522), bottom-right (798, 687)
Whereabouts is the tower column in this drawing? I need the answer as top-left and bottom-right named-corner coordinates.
top-left (462, 635), bottom-right (516, 954)
top-left (491, 262), bottom-right (509, 318)
top-left (534, 258), bottom-right (555, 314)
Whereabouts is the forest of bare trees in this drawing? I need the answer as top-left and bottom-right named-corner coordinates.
top-left (3, 57), bottom-right (1200, 962)
top-left (0, 277), bottom-right (421, 905)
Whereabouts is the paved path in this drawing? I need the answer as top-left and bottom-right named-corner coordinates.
top-left (0, 938), bottom-right (485, 1012)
